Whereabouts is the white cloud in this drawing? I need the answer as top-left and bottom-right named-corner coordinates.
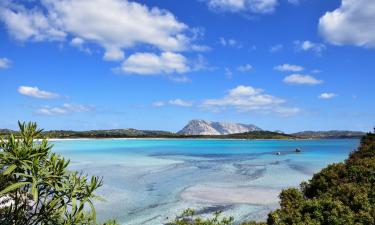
top-left (294, 40), bottom-right (326, 55)
top-left (121, 52), bottom-right (190, 75)
top-left (0, 0), bottom-right (200, 62)
top-left (274, 64), bottom-right (304, 72)
top-left (311, 69), bottom-right (321, 74)
top-left (237, 64), bottom-right (253, 72)
top-left (191, 44), bottom-right (211, 52)
top-left (0, 57), bottom-right (11, 69)
top-left (200, 85), bottom-right (299, 116)
top-left (229, 85), bottom-right (261, 96)
top-left (70, 37), bottom-right (91, 53)
top-left (0, 4), bottom-right (66, 42)
top-left (36, 103), bottom-right (92, 115)
top-left (319, 92), bottom-right (338, 99)
top-left (152, 101), bottom-right (165, 107)
top-left (152, 99), bottom-right (193, 107)
top-left (219, 37), bottom-right (241, 48)
top-left (273, 107), bottom-right (301, 117)
top-left (225, 67), bottom-right (233, 78)
top-left (18, 86), bottom-right (60, 99)
top-left (169, 76), bottom-right (191, 83)
top-left (283, 74), bottom-right (323, 85)
top-left (319, 0), bottom-right (375, 48)
top-left (168, 99), bottom-right (193, 107)
top-left (205, 0), bottom-right (278, 14)
top-left (269, 44), bottom-right (283, 53)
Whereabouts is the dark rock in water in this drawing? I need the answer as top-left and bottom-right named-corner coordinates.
top-left (195, 205), bottom-right (232, 215)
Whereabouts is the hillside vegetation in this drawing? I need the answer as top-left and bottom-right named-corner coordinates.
top-left (292, 130), bottom-right (365, 139)
top-left (0, 129), bottom-right (296, 140)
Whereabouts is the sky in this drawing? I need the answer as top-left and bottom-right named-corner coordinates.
top-left (0, 0), bottom-right (374, 133)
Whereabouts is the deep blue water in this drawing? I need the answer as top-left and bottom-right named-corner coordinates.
top-left (51, 138), bottom-right (360, 224)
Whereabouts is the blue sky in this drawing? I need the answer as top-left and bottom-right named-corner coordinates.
top-left (0, 0), bottom-right (374, 132)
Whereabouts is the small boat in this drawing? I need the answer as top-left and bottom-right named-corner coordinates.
top-left (295, 148), bottom-right (302, 153)
top-left (276, 152), bottom-right (281, 155)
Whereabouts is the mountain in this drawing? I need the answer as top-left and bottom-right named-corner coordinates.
top-left (177, 119), bottom-right (262, 135)
top-left (292, 130), bottom-right (366, 139)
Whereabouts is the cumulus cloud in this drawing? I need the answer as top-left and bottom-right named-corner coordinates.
top-left (18, 86), bottom-right (60, 99)
top-left (204, 0), bottom-right (278, 14)
top-left (283, 74), bottom-right (323, 85)
top-left (237, 64), bottom-right (253, 72)
top-left (121, 52), bottom-right (190, 75)
top-left (36, 103), bottom-right (93, 115)
top-left (168, 99), bottom-right (193, 107)
top-left (200, 85), bottom-right (299, 116)
top-left (319, 0), bottom-right (375, 48)
top-left (0, 0), bottom-right (201, 63)
top-left (0, 57), bottom-right (11, 69)
top-left (319, 92), bottom-right (338, 99)
top-left (0, 4), bottom-right (66, 42)
top-left (274, 64), bottom-right (304, 72)
top-left (294, 40), bottom-right (326, 55)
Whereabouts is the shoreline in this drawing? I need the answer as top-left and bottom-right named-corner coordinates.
top-left (45, 137), bottom-right (360, 141)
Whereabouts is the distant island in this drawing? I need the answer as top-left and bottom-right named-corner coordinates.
top-left (0, 120), bottom-right (366, 139)
top-left (291, 130), bottom-right (366, 139)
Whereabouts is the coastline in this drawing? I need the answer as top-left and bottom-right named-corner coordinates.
top-left (45, 137), bottom-right (358, 141)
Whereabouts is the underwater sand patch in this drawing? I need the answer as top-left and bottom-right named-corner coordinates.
top-left (181, 184), bottom-right (280, 205)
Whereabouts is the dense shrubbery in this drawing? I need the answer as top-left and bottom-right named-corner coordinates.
top-left (0, 122), bottom-right (118, 225)
top-left (170, 132), bottom-right (375, 225)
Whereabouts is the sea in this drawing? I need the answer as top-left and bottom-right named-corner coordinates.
top-left (51, 138), bottom-right (360, 224)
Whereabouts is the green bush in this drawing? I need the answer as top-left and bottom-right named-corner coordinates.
top-left (0, 122), bottom-right (118, 225)
top-left (168, 209), bottom-right (234, 225)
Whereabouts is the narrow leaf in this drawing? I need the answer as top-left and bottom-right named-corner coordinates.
top-left (3, 164), bottom-right (17, 175)
top-left (0, 182), bottom-right (31, 195)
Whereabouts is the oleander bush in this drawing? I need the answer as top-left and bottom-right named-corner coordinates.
top-left (0, 122), bottom-right (118, 225)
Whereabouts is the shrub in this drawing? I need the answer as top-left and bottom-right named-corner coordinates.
top-left (0, 122), bottom-right (117, 225)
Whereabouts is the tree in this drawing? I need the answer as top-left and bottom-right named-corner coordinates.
top-left (0, 122), bottom-right (114, 225)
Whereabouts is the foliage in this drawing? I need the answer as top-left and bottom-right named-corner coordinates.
top-left (168, 209), bottom-right (235, 225)
top-left (0, 122), bottom-right (118, 225)
top-left (0, 129), bottom-right (296, 140)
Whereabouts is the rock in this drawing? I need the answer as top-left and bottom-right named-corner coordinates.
top-left (178, 119), bottom-right (262, 135)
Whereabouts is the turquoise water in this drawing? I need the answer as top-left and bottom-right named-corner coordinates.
top-left (52, 138), bottom-right (360, 224)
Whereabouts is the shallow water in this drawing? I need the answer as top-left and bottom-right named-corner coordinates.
top-left (52, 138), bottom-right (360, 224)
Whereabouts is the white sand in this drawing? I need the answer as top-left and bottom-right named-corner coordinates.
top-left (181, 184), bottom-right (280, 205)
